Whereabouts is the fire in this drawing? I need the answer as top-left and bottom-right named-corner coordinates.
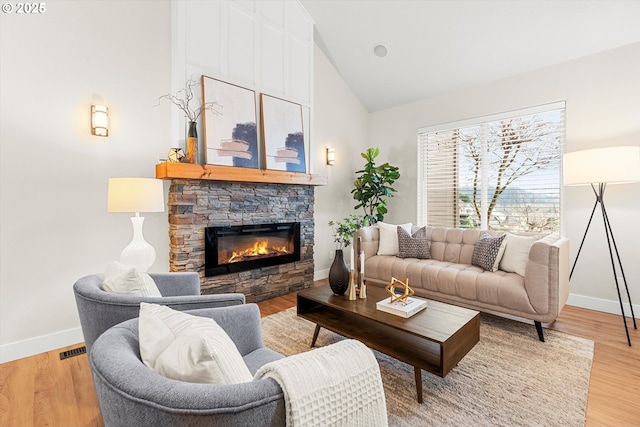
top-left (227, 239), bottom-right (289, 263)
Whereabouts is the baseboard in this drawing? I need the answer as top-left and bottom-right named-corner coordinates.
top-left (567, 293), bottom-right (640, 317)
top-left (0, 327), bottom-right (84, 364)
top-left (314, 268), bottom-right (329, 281)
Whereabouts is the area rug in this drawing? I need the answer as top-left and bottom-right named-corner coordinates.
top-left (261, 308), bottom-right (593, 427)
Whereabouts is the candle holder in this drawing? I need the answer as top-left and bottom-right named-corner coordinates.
top-left (348, 270), bottom-right (357, 300)
top-left (358, 275), bottom-right (367, 299)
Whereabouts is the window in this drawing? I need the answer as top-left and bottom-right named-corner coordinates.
top-left (417, 102), bottom-right (565, 233)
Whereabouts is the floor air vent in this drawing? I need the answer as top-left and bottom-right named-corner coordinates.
top-left (60, 346), bottom-right (87, 360)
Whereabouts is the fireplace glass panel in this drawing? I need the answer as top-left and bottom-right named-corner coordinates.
top-left (205, 222), bottom-right (300, 277)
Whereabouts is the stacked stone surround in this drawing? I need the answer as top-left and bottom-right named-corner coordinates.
top-left (167, 179), bottom-right (315, 302)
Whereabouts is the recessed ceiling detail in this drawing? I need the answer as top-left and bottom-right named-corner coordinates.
top-left (373, 44), bottom-right (388, 58)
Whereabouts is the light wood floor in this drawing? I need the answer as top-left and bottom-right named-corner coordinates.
top-left (1, 280), bottom-right (639, 427)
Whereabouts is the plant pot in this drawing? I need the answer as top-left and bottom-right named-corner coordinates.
top-left (328, 249), bottom-right (350, 295)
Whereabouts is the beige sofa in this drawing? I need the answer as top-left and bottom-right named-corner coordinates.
top-left (354, 226), bottom-right (570, 341)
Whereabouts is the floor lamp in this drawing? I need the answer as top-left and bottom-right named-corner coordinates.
top-left (563, 146), bottom-right (640, 346)
top-left (107, 177), bottom-right (165, 272)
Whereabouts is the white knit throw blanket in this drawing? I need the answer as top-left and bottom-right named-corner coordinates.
top-left (255, 339), bottom-right (388, 427)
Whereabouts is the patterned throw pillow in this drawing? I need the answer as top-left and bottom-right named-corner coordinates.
top-left (397, 227), bottom-right (431, 259)
top-left (471, 233), bottom-right (507, 272)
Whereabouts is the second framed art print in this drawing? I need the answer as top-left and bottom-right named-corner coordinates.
top-left (260, 94), bottom-right (306, 173)
top-left (202, 76), bottom-right (259, 168)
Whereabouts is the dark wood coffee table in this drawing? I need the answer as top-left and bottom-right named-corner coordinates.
top-left (297, 285), bottom-right (480, 403)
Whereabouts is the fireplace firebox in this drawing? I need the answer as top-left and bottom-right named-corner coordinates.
top-left (204, 222), bottom-right (300, 277)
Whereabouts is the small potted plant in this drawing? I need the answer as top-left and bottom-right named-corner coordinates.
top-left (327, 213), bottom-right (365, 295)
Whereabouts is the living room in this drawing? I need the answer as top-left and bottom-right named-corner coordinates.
top-left (1, 0), bottom-right (639, 425)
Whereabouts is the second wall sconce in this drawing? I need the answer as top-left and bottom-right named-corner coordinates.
top-left (326, 147), bottom-right (335, 165)
top-left (92, 104), bottom-right (109, 137)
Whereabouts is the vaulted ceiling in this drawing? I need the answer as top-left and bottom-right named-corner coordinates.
top-left (301, 0), bottom-right (640, 112)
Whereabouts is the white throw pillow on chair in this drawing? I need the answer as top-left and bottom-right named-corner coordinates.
top-left (138, 302), bottom-right (253, 385)
top-left (102, 261), bottom-right (161, 297)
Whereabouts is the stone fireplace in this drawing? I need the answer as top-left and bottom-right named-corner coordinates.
top-left (167, 178), bottom-right (315, 302)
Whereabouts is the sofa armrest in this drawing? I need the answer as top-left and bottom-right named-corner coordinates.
top-left (524, 235), bottom-right (570, 321)
top-left (354, 226), bottom-right (380, 272)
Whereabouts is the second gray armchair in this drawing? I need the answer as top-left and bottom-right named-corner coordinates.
top-left (73, 272), bottom-right (245, 352)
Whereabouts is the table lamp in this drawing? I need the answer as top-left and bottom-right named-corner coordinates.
top-left (107, 177), bottom-right (165, 272)
top-left (563, 146), bottom-right (640, 346)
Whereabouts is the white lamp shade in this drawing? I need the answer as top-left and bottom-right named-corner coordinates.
top-left (107, 178), bottom-right (165, 213)
top-left (563, 146), bottom-right (640, 186)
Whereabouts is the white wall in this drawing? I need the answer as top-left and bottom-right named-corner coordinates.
top-left (311, 45), bottom-right (370, 277)
top-left (0, 1), bottom-right (172, 362)
top-left (0, 0), bottom-right (367, 362)
top-left (369, 42), bottom-right (640, 315)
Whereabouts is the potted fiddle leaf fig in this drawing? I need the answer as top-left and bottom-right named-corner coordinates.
top-left (351, 148), bottom-right (401, 225)
top-left (327, 213), bottom-right (366, 295)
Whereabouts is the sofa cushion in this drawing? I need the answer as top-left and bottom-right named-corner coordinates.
top-left (377, 222), bottom-right (412, 256)
top-left (138, 302), bottom-right (253, 385)
top-left (471, 233), bottom-right (506, 272)
top-left (365, 256), bottom-right (534, 314)
top-left (499, 233), bottom-right (538, 276)
top-left (102, 261), bottom-right (161, 297)
top-left (429, 228), bottom-right (481, 264)
top-left (397, 227), bottom-right (431, 259)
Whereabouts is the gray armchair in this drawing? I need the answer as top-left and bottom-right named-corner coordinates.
top-left (73, 272), bottom-right (245, 352)
top-left (89, 304), bottom-right (286, 427)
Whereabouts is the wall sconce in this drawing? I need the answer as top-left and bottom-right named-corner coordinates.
top-left (91, 104), bottom-right (109, 137)
top-left (326, 148), bottom-right (335, 165)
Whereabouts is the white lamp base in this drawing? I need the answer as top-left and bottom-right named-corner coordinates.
top-left (120, 215), bottom-right (156, 272)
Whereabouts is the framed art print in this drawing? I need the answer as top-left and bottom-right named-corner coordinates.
top-left (202, 76), bottom-right (259, 168)
top-left (260, 94), bottom-right (306, 173)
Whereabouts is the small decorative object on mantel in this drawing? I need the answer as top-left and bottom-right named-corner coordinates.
top-left (328, 214), bottom-right (365, 295)
top-left (156, 77), bottom-right (221, 164)
top-left (168, 147), bottom-right (185, 163)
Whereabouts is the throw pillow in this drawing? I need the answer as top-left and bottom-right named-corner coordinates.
top-left (499, 233), bottom-right (538, 276)
top-left (397, 227), bottom-right (431, 259)
top-left (471, 233), bottom-right (507, 272)
top-left (138, 302), bottom-right (253, 385)
top-left (102, 261), bottom-right (161, 297)
top-left (377, 222), bottom-right (412, 256)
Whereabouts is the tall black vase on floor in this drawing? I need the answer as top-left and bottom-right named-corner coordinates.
top-left (328, 249), bottom-right (350, 295)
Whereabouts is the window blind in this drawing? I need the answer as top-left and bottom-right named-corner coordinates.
top-left (417, 102), bottom-right (565, 233)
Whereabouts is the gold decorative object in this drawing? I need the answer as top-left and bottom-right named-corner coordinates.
top-left (359, 276), bottom-right (367, 299)
top-left (385, 277), bottom-right (414, 305)
top-left (348, 271), bottom-right (357, 300)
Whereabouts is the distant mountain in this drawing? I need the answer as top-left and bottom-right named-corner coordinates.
top-left (459, 186), bottom-right (558, 205)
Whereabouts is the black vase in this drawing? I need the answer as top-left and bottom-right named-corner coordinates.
top-left (328, 249), bottom-right (350, 295)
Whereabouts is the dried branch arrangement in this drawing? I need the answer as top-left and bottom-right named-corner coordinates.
top-left (157, 77), bottom-right (222, 122)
